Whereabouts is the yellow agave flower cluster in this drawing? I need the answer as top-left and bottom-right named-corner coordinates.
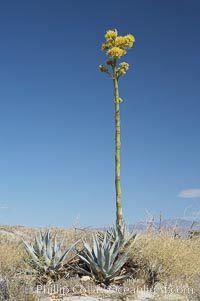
top-left (99, 29), bottom-right (135, 77)
top-left (102, 29), bottom-right (135, 58)
top-left (117, 62), bottom-right (129, 76)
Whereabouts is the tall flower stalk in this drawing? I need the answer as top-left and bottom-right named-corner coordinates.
top-left (99, 29), bottom-right (135, 228)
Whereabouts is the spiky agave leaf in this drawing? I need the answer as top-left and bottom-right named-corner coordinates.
top-left (116, 222), bottom-right (137, 246)
top-left (78, 232), bottom-right (129, 284)
top-left (107, 253), bottom-right (128, 280)
top-left (45, 230), bottom-right (53, 260)
top-left (23, 240), bottom-right (38, 262)
top-left (54, 240), bottom-right (78, 269)
top-left (23, 229), bottom-right (78, 281)
top-left (53, 232), bottom-right (58, 256)
top-left (23, 240), bottom-right (45, 270)
top-left (34, 231), bottom-right (43, 255)
top-left (98, 222), bottom-right (136, 249)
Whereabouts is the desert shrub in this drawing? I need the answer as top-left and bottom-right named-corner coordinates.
top-left (0, 243), bottom-right (37, 300)
top-left (0, 243), bottom-right (25, 276)
top-left (128, 230), bottom-right (200, 296)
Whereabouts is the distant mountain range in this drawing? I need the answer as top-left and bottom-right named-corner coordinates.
top-left (97, 218), bottom-right (200, 233)
top-left (130, 218), bottom-right (200, 232)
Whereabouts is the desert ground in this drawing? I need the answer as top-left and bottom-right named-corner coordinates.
top-left (0, 224), bottom-right (199, 301)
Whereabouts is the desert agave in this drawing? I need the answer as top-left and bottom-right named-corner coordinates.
top-left (78, 232), bottom-right (129, 285)
top-left (23, 229), bottom-right (77, 282)
top-left (98, 222), bottom-right (136, 249)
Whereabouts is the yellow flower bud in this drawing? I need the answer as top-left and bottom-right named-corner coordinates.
top-left (105, 29), bottom-right (118, 40)
top-left (115, 36), bottom-right (126, 47)
top-left (117, 68), bottom-right (126, 76)
top-left (99, 64), bottom-right (108, 73)
top-left (123, 34), bottom-right (135, 48)
top-left (107, 47), bottom-right (125, 58)
top-left (119, 62), bottom-right (129, 70)
top-left (101, 40), bottom-right (113, 51)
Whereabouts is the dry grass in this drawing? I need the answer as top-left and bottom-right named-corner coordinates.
top-left (128, 230), bottom-right (200, 298)
top-left (0, 242), bottom-right (38, 300)
top-left (0, 243), bottom-right (25, 276)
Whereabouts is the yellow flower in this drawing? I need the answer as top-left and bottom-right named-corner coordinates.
top-left (107, 47), bottom-right (125, 58)
top-left (117, 68), bottom-right (126, 76)
top-left (105, 29), bottom-right (118, 40)
top-left (123, 34), bottom-right (135, 48)
top-left (119, 62), bottom-right (129, 70)
top-left (101, 40), bottom-right (113, 51)
top-left (99, 64), bottom-right (108, 73)
top-left (115, 36), bottom-right (126, 47)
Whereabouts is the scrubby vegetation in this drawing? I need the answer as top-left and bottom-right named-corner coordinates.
top-left (0, 224), bottom-right (200, 300)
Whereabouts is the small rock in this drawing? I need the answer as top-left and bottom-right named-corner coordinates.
top-left (81, 276), bottom-right (91, 282)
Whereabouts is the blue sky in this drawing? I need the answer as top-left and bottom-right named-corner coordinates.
top-left (0, 0), bottom-right (200, 228)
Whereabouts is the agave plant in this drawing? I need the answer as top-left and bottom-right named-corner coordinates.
top-left (98, 222), bottom-right (136, 249)
top-left (23, 229), bottom-right (78, 282)
top-left (78, 232), bottom-right (129, 285)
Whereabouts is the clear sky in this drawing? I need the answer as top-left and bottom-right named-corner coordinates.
top-left (0, 0), bottom-right (200, 228)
